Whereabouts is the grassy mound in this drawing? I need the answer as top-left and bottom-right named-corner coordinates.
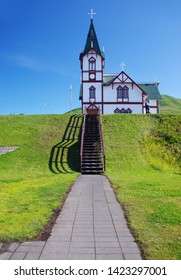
top-left (0, 114), bottom-right (82, 241)
top-left (102, 114), bottom-right (181, 259)
top-left (159, 95), bottom-right (181, 114)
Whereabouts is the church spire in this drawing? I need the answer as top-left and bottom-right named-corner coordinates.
top-left (80, 19), bottom-right (104, 59)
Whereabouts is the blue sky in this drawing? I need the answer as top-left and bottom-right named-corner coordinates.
top-left (0, 0), bottom-right (181, 115)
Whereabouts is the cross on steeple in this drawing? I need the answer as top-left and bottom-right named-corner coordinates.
top-left (80, 12), bottom-right (104, 59)
top-left (88, 9), bottom-right (96, 20)
top-left (120, 62), bottom-right (126, 71)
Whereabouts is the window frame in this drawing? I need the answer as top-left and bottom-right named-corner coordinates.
top-left (123, 86), bottom-right (129, 101)
top-left (89, 86), bottom-right (96, 102)
top-left (89, 57), bottom-right (96, 71)
top-left (117, 85), bottom-right (129, 102)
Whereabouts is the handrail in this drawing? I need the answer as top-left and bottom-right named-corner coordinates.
top-left (80, 108), bottom-right (87, 171)
top-left (98, 112), bottom-right (106, 171)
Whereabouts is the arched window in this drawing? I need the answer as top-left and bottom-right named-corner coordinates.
top-left (89, 57), bottom-right (96, 71)
top-left (114, 108), bottom-right (132, 114)
top-left (89, 86), bottom-right (96, 102)
top-left (117, 85), bottom-right (129, 102)
top-left (117, 86), bottom-right (123, 100)
top-left (123, 86), bottom-right (129, 101)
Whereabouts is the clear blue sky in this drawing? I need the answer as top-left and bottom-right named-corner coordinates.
top-left (0, 0), bottom-right (181, 115)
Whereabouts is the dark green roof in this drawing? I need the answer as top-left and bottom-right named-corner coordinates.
top-left (138, 83), bottom-right (162, 100)
top-left (80, 19), bottom-right (104, 59)
top-left (103, 75), bottom-right (116, 86)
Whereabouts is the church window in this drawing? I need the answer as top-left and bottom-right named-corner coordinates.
top-left (117, 86), bottom-right (123, 99)
top-left (123, 86), bottom-right (129, 101)
top-left (127, 108), bottom-right (132, 114)
top-left (89, 86), bottom-right (96, 102)
top-left (89, 57), bottom-right (96, 71)
top-left (117, 86), bottom-right (129, 102)
top-left (114, 108), bottom-right (120, 114)
top-left (120, 108), bottom-right (126, 113)
top-left (114, 108), bottom-right (132, 114)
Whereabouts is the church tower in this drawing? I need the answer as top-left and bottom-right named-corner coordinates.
top-left (79, 17), bottom-right (105, 114)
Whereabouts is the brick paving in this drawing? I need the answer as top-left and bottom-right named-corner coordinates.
top-left (0, 175), bottom-right (142, 260)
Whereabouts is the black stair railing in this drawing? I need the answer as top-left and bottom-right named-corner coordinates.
top-left (80, 108), bottom-right (87, 169)
top-left (98, 113), bottom-right (106, 172)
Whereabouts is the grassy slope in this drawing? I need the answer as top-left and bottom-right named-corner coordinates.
top-left (0, 114), bottom-right (82, 241)
top-left (65, 108), bottom-right (82, 114)
top-left (0, 113), bottom-right (181, 260)
top-left (102, 114), bottom-right (181, 260)
top-left (160, 95), bottom-right (181, 114)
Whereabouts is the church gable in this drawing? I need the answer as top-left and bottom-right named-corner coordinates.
top-left (104, 71), bottom-right (147, 96)
top-left (103, 71), bottom-right (147, 104)
top-left (104, 72), bottom-right (133, 85)
top-left (113, 72), bottom-right (133, 84)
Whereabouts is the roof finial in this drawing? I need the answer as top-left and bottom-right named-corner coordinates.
top-left (120, 62), bottom-right (126, 71)
top-left (88, 8), bottom-right (96, 20)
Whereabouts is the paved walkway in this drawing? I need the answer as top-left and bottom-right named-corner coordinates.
top-left (0, 175), bottom-right (142, 260)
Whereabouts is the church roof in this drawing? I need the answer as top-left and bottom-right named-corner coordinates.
top-left (80, 19), bottom-right (104, 59)
top-left (138, 83), bottom-right (162, 100)
top-left (103, 75), bottom-right (117, 85)
top-left (103, 74), bottom-right (162, 100)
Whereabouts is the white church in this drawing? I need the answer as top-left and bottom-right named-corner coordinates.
top-left (79, 13), bottom-right (161, 114)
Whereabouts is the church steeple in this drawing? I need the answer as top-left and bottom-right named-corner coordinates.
top-left (80, 19), bottom-right (104, 59)
top-left (79, 13), bottom-right (105, 115)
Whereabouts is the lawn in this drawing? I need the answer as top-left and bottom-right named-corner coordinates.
top-left (0, 114), bottom-right (82, 241)
top-left (102, 114), bottom-right (181, 259)
top-left (0, 113), bottom-right (181, 260)
top-left (159, 95), bottom-right (181, 114)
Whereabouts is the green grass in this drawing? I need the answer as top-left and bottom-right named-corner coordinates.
top-left (0, 114), bottom-right (82, 241)
top-left (1, 113), bottom-right (181, 260)
top-left (65, 108), bottom-right (82, 114)
top-left (102, 114), bottom-right (181, 259)
top-left (159, 94), bottom-right (181, 114)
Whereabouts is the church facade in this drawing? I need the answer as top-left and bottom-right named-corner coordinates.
top-left (79, 19), bottom-right (161, 114)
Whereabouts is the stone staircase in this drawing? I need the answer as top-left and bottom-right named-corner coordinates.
top-left (81, 114), bottom-right (105, 174)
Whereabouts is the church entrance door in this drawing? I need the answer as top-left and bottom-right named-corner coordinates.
top-left (86, 104), bottom-right (99, 115)
top-left (87, 108), bottom-right (99, 115)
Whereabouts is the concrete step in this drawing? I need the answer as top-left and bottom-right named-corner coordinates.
top-left (83, 147), bottom-right (100, 150)
top-left (82, 164), bottom-right (104, 168)
top-left (82, 155), bottom-right (102, 158)
top-left (81, 169), bottom-right (104, 174)
top-left (82, 161), bottom-right (103, 164)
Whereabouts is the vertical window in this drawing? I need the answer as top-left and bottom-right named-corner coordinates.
top-left (89, 57), bottom-right (96, 71)
top-left (117, 86), bottom-right (129, 102)
top-left (89, 86), bottom-right (96, 102)
top-left (123, 86), bottom-right (129, 101)
top-left (117, 86), bottom-right (123, 100)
